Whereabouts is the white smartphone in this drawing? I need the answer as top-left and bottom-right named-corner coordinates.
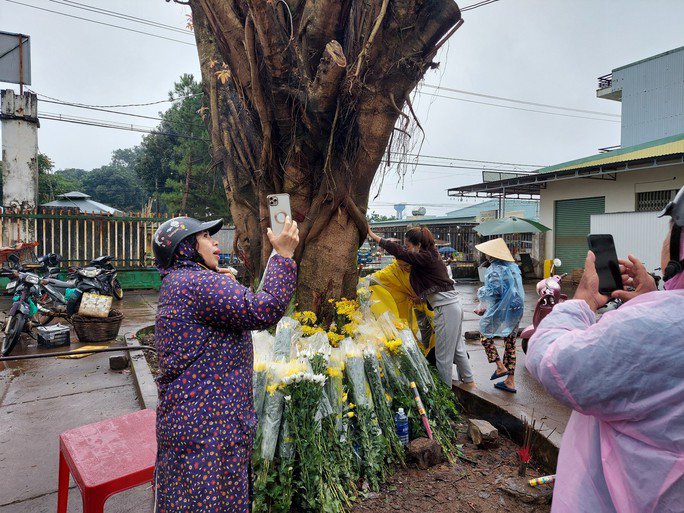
top-left (267, 193), bottom-right (292, 236)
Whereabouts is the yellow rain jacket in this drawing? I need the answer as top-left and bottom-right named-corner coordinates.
top-left (369, 259), bottom-right (435, 356)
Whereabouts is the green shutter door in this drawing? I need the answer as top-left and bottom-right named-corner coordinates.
top-left (554, 197), bottom-right (605, 271)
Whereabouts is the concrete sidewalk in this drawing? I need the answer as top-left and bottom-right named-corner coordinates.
top-left (0, 292), bottom-right (157, 512)
top-left (450, 280), bottom-right (572, 469)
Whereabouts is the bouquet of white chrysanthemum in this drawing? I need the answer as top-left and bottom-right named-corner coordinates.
top-left (280, 361), bottom-right (331, 511)
top-left (260, 360), bottom-right (307, 460)
top-left (297, 331), bottom-right (331, 373)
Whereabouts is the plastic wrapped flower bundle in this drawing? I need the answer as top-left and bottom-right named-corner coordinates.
top-left (250, 290), bottom-right (462, 512)
top-left (253, 331), bottom-right (274, 420)
top-left (274, 316), bottom-right (301, 360)
top-left (363, 348), bottom-right (405, 465)
top-left (340, 338), bottom-right (388, 491)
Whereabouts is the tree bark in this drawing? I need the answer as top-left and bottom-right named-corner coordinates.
top-left (183, 0), bottom-right (462, 311)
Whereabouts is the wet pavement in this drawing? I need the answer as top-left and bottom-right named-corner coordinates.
top-left (0, 292), bottom-right (157, 512)
top-left (452, 280), bottom-right (573, 451)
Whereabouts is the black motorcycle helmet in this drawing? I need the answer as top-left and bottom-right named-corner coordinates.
top-left (153, 217), bottom-right (223, 268)
top-left (658, 186), bottom-right (684, 281)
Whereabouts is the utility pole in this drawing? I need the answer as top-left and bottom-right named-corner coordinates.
top-left (1, 90), bottom-right (39, 239)
top-left (181, 154), bottom-right (192, 215)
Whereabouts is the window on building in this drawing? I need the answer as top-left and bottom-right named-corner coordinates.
top-left (636, 190), bottom-right (677, 212)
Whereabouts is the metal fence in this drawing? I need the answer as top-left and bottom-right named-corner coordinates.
top-left (0, 209), bottom-right (166, 268)
top-left (0, 209), bottom-right (237, 268)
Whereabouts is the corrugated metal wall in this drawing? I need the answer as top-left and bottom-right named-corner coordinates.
top-left (554, 197), bottom-right (605, 271)
top-left (613, 48), bottom-right (684, 146)
top-left (214, 226), bottom-right (235, 253)
top-left (590, 211), bottom-right (671, 272)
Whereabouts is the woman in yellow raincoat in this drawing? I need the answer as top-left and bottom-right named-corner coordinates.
top-left (368, 259), bottom-right (436, 362)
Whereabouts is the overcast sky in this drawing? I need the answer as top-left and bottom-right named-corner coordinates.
top-left (2, 0), bottom-right (683, 217)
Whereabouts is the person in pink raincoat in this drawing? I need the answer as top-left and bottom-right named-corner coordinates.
top-left (526, 186), bottom-right (684, 513)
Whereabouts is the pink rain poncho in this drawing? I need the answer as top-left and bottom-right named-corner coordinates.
top-left (526, 289), bottom-right (684, 512)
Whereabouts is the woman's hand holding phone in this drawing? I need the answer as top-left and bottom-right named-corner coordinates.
top-left (574, 251), bottom-right (611, 312)
top-left (611, 255), bottom-right (657, 302)
top-left (268, 216), bottom-right (299, 259)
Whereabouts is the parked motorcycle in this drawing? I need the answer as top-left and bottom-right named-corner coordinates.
top-left (87, 255), bottom-right (123, 300)
top-left (0, 265), bottom-right (47, 356)
top-left (41, 265), bottom-right (118, 317)
top-left (521, 259), bottom-right (566, 354)
top-left (1, 257), bottom-right (117, 356)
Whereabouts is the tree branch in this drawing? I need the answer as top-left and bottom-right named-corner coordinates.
top-left (353, 0), bottom-right (390, 78)
top-left (245, 14), bottom-right (274, 175)
top-left (246, 0), bottom-right (292, 79)
top-left (308, 41), bottom-right (347, 113)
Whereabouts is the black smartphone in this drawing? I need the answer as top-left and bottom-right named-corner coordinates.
top-left (587, 234), bottom-right (624, 295)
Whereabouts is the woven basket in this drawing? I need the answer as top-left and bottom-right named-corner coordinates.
top-left (72, 310), bottom-right (125, 344)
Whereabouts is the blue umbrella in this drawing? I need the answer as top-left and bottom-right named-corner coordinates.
top-left (438, 246), bottom-right (457, 254)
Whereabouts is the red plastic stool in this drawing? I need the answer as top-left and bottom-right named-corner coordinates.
top-left (57, 409), bottom-right (157, 513)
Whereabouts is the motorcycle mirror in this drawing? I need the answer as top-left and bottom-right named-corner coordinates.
top-left (553, 258), bottom-right (562, 268)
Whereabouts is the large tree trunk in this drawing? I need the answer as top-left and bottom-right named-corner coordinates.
top-left (182, 0), bottom-right (462, 311)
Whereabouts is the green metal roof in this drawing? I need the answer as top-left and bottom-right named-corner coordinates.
top-left (534, 132), bottom-right (684, 174)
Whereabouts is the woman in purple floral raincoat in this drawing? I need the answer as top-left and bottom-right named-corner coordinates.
top-left (152, 216), bottom-right (299, 513)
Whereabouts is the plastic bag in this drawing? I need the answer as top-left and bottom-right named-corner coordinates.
top-left (274, 316), bottom-right (300, 360)
top-left (398, 328), bottom-right (434, 392)
top-left (252, 331), bottom-right (274, 420)
top-left (343, 339), bottom-right (374, 408)
top-left (260, 389), bottom-right (285, 461)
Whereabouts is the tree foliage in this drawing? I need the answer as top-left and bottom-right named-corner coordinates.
top-left (367, 212), bottom-right (396, 223)
top-left (135, 74), bottom-right (231, 220)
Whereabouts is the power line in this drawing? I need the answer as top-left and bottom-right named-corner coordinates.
top-left (422, 84), bottom-right (620, 117)
top-left (39, 112), bottom-right (211, 141)
top-left (4, 0), bottom-right (196, 46)
top-left (385, 159), bottom-right (534, 173)
top-left (28, 88), bottom-right (201, 109)
top-left (419, 91), bottom-right (622, 123)
top-left (38, 112), bottom-right (542, 173)
top-left (395, 152), bottom-right (545, 168)
top-left (51, 0), bottom-right (193, 35)
top-left (38, 98), bottom-right (206, 131)
top-left (7, 0), bottom-right (620, 126)
top-left (461, 0), bottom-right (500, 12)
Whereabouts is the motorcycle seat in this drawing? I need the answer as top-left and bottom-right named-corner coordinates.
top-left (44, 278), bottom-right (77, 289)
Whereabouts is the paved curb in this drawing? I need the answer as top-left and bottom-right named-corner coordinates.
top-left (452, 383), bottom-right (562, 472)
top-left (126, 334), bottom-right (158, 411)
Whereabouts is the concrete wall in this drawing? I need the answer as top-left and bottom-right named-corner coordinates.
top-left (612, 47), bottom-right (684, 147)
top-left (1, 90), bottom-right (39, 210)
top-left (591, 211), bottom-right (671, 272)
top-left (539, 163), bottom-right (684, 259)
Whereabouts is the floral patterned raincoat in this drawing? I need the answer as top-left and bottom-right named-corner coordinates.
top-left (154, 240), bottom-right (296, 512)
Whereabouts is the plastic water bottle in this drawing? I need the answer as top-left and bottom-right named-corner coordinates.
top-left (394, 408), bottom-right (409, 446)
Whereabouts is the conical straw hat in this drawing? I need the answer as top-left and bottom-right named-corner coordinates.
top-left (475, 238), bottom-right (514, 262)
